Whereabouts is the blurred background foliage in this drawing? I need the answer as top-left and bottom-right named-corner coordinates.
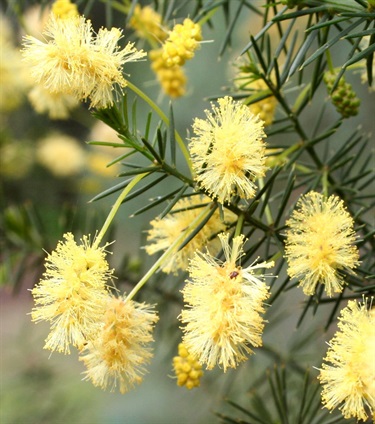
top-left (0, 0), bottom-right (374, 423)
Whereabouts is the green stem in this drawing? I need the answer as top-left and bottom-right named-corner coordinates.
top-left (325, 49), bottom-right (335, 74)
top-left (125, 203), bottom-right (212, 301)
top-left (93, 173), bottom-right (149, 248)
top-left (197, 6), bottom-right (219, 26)
top-left (322, 167), bottom-right (329, 198)
top-left (234, 213), bottom-right (245, 237)
top-left (259, 177), bottom-right (273, 225)
top-left (126, 81), bottom-right (193, 174)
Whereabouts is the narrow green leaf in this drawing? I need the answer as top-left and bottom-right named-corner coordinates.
top-left (240, 6), bottom-right (288, 55)
top-left (141, 137), bottom-right (162, 164)
top-left (287, 22), bottom-right (322, 79)
top-left (176, 204), bottom-right (217, 251)
top-left (120, 175), bottom-right (168, 204)
top-left (117, 166), bottom-right (161, 177)
top-left (218, 0), bottom-right (245, 58)
top-left (343, 42), bottom-right (375, 68)
top-left (131, 185), bottom-right (187, 217)
top-left (157, 127), bottom-right (166, 160)
top-left (169, 102), bottom-right (176, 166)
top-left (300, 18), bottom-right (366, 70)
top-left (225, 399), bottom-right (267, 424)
top-left (274, 172), bottom-right (295, 226)
top-left (89, 178), bottom-right (133, 202)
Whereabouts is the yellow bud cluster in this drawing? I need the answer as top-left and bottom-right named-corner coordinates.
top-left (173, 343), bottom-right (203, 389)
top-left (52, 0), bottom-right (79, 19)
top-left (162, 19), bottom-right (202, 67)
top-left (150, 48), bottom-right (186, 98)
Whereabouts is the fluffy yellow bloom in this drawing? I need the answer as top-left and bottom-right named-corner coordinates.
top-left (284, 191), bottom-right (359, 297)
top-left (150, 48), bottom-right (187, 98)
top-left (145, 195), bottom-right (236, 274)
top-left (36, 133), bottom-right (86, 177)
top-left (173, 343), bottom-right (203, 389)
top-left (80, 295), bottom-right (158, 394)
top-left (31, 233), bottom-right (113, 354)
top-left (28, 84), bottom-right (79, 119)
top-left (318, 298), bottom-right (375, 421)
top-left (190, 96), bottom-right (267, 204)
top-left (22, 15), bottom-right (146, 108)
top-left (162, 18), bottom-right (202, 67)
top-left (180, 233), bottom-right (273, 371)
top-left (129, 4), bottom-right (167, 42)
top-left (52, 0), bottom-right (79, 19)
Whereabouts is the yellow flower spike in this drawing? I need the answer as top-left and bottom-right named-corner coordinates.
top-left (145, 195), bottom-right (236, 274)
top-left (173, 343), bottom-right (203, 389)
top-left (162, 18), bottom-right (202, 67)
top-left (180, 233), bottom-right (274, 372)
top-left (318, 298), bottom-right (375, 421)
top-left (80, 295), bottom-right (159, 394)
top-left (150, 48), bottom-right (187, 98)
top-left (284, 191), bottom-right (360, 297)
top-left (31, 233), bottom-right (114, 354)
top-left (22, 15), bottom-right (146, 109)
top-left (190, 96), bottom-right (267, 204)
top-left (52, 0), bottom-right (79, 19)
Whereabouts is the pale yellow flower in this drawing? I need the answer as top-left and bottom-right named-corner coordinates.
top-left (284, 191), bottom-right (359, 297)
top-left (31, 233), bottom-right (113, 354)
top-left (145, 195), bottom-right (236, 274)
top-left (129, 4), bottom-right (167, 43)
top-left (28, 84), bottom-right (79, 119)
top-left (318, 298), bottom-right (375, 421)
top-left (80, 295), bottom-right (158, 394)
top-left (173, 343), bottom-right (203, 389)
top-left (162, 18), bottom-right (202, 67)
top-left (190, 96), bottom-right (267, 204)
top-left (22, 15), bottom-right (146, 108)
top-left (180, 233), bottom-right (273, 371)
top-left (36, 133), bottom-right (86, 177)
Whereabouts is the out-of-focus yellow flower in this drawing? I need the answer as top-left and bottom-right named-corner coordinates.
top-left (319, 298), bottom-right (375, 421)
top-left (129, 4), bottom-right (167, 43)
top-left (145, 195), bottom-right (236, 274)
top-left (0, 16), bottom-right (30, 111)
top-left (36, 133), bottom-right (86, 177)
top-left (28, 84), bottom-right (79, 119)
top-left (180, 233), bottom-right (273, 371)
top-left (190, 96), bottom-right (267, 204)
top-left (246, 79), bottom-right (277, 126)
top-left (80, 295), bottom-right (158, 394)
top-left (52, 0), bottom-right (79, 19)
top-left (173, 343), bottom-right (203, 389)
top-left (31, 233), bottom-right (113, 354)
top-left (22, 15), bottom-right (146, 108)
top-left (0, 141), bottom-right (34, 179)
top-left (162, 18), bottom-right (202, 67)
top-left (284, 191), bottom-right (359, 297)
